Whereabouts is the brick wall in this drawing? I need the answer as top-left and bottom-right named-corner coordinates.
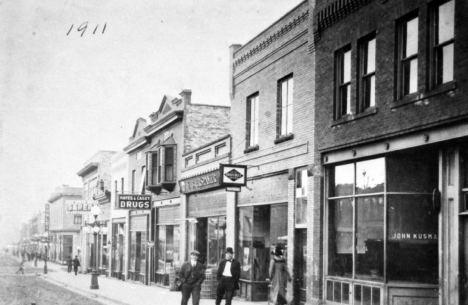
top-left (183, 104), bottom-right (230, 154)
top-left (230, 0), bottom-right (317, 303)
top-left (315, 0), bottom-right (468, 153)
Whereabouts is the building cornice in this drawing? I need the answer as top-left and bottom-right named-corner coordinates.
top-left (144, 111), bottom-right (184, 137)
top-left (76, 162), bottom-right (99, 177)
top-left (48, 193), bottom-right (81, 203)
top-left (123, 136), bottom-right (150, 154)
top-left (233, 9), bottom-right (309, 70)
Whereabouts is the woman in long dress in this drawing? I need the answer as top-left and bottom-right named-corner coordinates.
top-left (269, 245), bottom-right (292, 305)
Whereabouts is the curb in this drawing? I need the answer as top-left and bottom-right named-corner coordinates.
top-left (42, 274), bottom-right (130, 305)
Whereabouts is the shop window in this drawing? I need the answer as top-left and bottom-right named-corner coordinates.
top-left (140, 231), bottom-right (146, 274)
top-left (326, 280), bottom-right (350, 304)
top-left (130, 231), bottom-right (136, 271)
top-left (358, 34), bottom-right (376, 112)
top-left (207, 217), bottom-right (226, 268)
top-left (295, 169), bottom-right (308, 225)
top-left (354, 284), bottom-right (381, 305)
top-left (102, 235), bottom-right (107, 269)
top-left (246, 94), bottom-right (259, 149)
top-left (238, 203), bottom-right (287, 282)
top-left (326, 152), bottom-right (438, 285)
top-left (335, 46), bottom-right (352, 119)
top-left (431, 0), bottom-right (454, 86)
top-left (397, 13), bottom-right (419, 99)
top-left (277, 75), bottom-right (294, 137)
top-left (157, 225), bottom-right (180, 275)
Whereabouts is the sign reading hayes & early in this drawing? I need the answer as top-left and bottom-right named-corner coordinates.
top-left (117, 194), bottom-right (152, 210)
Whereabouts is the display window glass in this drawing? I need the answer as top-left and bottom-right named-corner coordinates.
top-left (157, 225), bottom-right (180, 273)
top-left (326, 151), bottom-right (438, 287)
top-left (238, 203), bottom-right (287, 282)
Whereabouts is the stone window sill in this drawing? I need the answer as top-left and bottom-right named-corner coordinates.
top-left (331, 107), bottom-right (378, 127)
top-left (391, 81), bottom-right (457, 109)
top-left (244, 145), bottom-right (259, 154)
top-left (274, 133), bottom-right (294, 144)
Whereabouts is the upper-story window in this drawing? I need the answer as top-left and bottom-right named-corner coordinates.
top-left (277, 75), bottom-right (294, 136)
top-left (136, 151), bottom-right (142, 160)
top-left (132, 170), bottom-right (136, 193)
top-left (121, 178), bottom-right (124, 193)
top-left (246, 94), bottom-right (259, 148)
top-left (147, 145), bottom-right (177, 186)
top-left (165, 146), bottom-right (175, 181)
top-left (335, 46), bottom-right (352, 119)
top-left (397, 13), bottom-right (419, 99)
top-left (359, 34), bottom-right (376, 111)
top-left (74, 215), bottom-right (82, 225)
top-left (432, 0), bottom-right (454, 86)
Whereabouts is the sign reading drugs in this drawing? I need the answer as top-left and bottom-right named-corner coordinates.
top-left (117, 194), bottom-right (152, 210)
top-left (220, 164), bottom-right (247, 187)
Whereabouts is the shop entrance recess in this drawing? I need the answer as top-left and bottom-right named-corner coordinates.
top-left (459, 147), bottom-right (468, 304)
top-left (294, 229), bottom-right (307, 305)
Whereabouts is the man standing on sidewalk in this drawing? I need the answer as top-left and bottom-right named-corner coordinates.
top-left (216, 247), bottom-right (241, 305)
top-left (67, 256), bottom-right (73, 273)
top-left (179, 250), bottom-right (206, 305)
top-left (72, 255), bottom-right (80, 276)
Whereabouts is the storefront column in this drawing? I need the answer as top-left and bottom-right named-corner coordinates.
top-left (309, 165), bottom-right (323, 305)
top-left (226, 191), bottom-right (236, 250)
top-left (180, 195), bottom-right (188, 261)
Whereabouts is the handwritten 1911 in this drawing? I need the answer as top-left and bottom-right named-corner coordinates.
top-left (67, 22), bottom-right (107, 37)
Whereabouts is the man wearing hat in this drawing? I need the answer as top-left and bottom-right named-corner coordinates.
top-left (216, 247), bottom-right (241, 305)
top-left (179, 250), bottom-right (206, 305)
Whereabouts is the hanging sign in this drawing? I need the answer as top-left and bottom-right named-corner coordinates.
top-left (117, 194), bottom-right (152, 210)
top-left (220, 164), bottom-right (247, 187)
top-left (44, 203), bottom-right (50, 232)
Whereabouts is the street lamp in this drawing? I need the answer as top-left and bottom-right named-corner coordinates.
top-left (90, 205), bottom-right (101, 290)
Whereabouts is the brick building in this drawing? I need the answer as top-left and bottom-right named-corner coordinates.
top-left (120, 89), bottom-right (230, 286)
top-left (48, 185), bottom-right (83, 264)
top-left (77, 150), bottom-right (116, 274)
top-left (229, 1), bottom-right (315, 302)
top-left (314, 0), bottom-right (467, 304)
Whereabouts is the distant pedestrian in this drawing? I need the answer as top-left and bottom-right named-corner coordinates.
top-left (67, 256), bottom-right (73, 273)
top-left (216, 247), bottom-right (241, 305)
top-left (15, 260), bottom-right (24, 274)
top-left (72, 255), bottom-right (80, 276)
top-left (179, 250), bottom-right (206, 305)
top-left (269, 245), bottom-right (292, 305)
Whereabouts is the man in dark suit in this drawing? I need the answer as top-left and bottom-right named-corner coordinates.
top-left (179, 250), bottom-right (206, 305)
top-left (216, 247), bottom-right (241, 305)
top-left (72, 255), bottom-right (80, 276)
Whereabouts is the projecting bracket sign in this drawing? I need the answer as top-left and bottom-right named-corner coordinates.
top-left (220, 164), bottom-right (247, 187)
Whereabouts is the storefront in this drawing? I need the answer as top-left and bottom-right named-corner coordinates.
top-left (128, 213), bottom-right (148, 283)
top-left (111, 218), bottom-right (126, 280)
top-left (236, 172), bottom-right (289, 302)
top-left (322, 143), bottom-right (453, 305)
top-left (154, 200), bottom-right (181, 287)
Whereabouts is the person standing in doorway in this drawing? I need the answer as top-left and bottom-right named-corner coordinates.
top-left (269, 245), bottom-right (292, 305)
top-left (72, 255), bottom-right (80, 276)
top-left (216, 247), bottom-right (241, 305)
top-left (179, 250), bottom-right (206, 305)
top-left (67, 256), bottom-right (73, 273)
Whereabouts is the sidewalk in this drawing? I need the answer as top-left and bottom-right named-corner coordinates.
top-left (29, 260), bottom-right (268, 305)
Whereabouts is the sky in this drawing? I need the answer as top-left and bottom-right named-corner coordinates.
top-left (0, 0), bottom-right (304, 246)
